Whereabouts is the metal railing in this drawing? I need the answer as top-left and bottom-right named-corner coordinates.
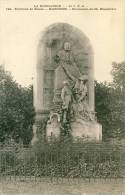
top-left (0, 143), bottom-right (124, 182)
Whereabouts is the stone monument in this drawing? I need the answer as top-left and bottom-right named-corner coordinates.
top-left (31, 23), bottom-right (102, 144)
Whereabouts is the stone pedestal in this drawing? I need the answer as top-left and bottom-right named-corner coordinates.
top-left (31, 110), bottom-right (49, 145)
top-left (71, 119), bottom-right (102, 141)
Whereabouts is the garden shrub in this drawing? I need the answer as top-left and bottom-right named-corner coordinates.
top-left (0, 139), bottom-right (124, 178)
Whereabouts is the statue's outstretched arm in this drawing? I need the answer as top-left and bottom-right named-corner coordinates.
top-left (61, 61), bottom-right (77, 82)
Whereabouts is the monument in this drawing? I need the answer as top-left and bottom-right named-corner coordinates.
top-left (32, 23), bottom-right (102, 144)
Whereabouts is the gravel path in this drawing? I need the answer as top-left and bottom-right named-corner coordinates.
top-left (0, 178), bottom-right (125, 195)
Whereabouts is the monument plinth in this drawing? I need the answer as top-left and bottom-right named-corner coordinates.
top-left (71, 120), bottom-right (102, 141)
top-left (32, 23), bottom-right (102, 145)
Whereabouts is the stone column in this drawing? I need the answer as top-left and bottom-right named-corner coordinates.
top-left (32, 43), bottom-right (48, 145)
top-left (35, 44), bottom-right (45, 113)
top-left (88, 53), bottom-right (94, 112)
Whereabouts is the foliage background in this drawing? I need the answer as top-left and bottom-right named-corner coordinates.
top-left (0, 66), bottom-right (35, 144)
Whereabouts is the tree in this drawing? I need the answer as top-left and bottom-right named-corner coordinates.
top-left (110, 62), bottom-right (125, 137)
top-left (111, 62), bottom-right (125, 89)
top-left (95, 62), bottom-right (125, 140)
top-left (95, 81), bottom-right (112, 139)
top-left (0, 65), bottom-right (35, 144)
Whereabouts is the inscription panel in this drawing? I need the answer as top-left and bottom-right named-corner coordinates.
top-left (43, 88), bottom-right (54, 108)
top-left (43, 70), bottom-right (54, 88)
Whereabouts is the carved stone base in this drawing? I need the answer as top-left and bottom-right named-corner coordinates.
top-left (71, 119), bottom-right (102, 141)
top-left (31, 110), bottom-right (49, 145)
top-left (31, 124), bottom-right (39, 145)
top-left (31, 121), bottom-right (46, 145)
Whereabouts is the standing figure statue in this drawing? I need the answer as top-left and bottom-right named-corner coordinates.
top-left (61, 80), bottom-right (72, 123)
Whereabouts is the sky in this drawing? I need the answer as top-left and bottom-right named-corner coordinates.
top-left (0, 0), bottom-right (125, 86)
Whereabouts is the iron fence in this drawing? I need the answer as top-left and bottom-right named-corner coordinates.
top-left (0, 143), bottom-right (125, 182)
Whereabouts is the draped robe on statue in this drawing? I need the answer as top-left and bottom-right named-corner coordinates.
top-left (54, 49), bottom-right (81, 103)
